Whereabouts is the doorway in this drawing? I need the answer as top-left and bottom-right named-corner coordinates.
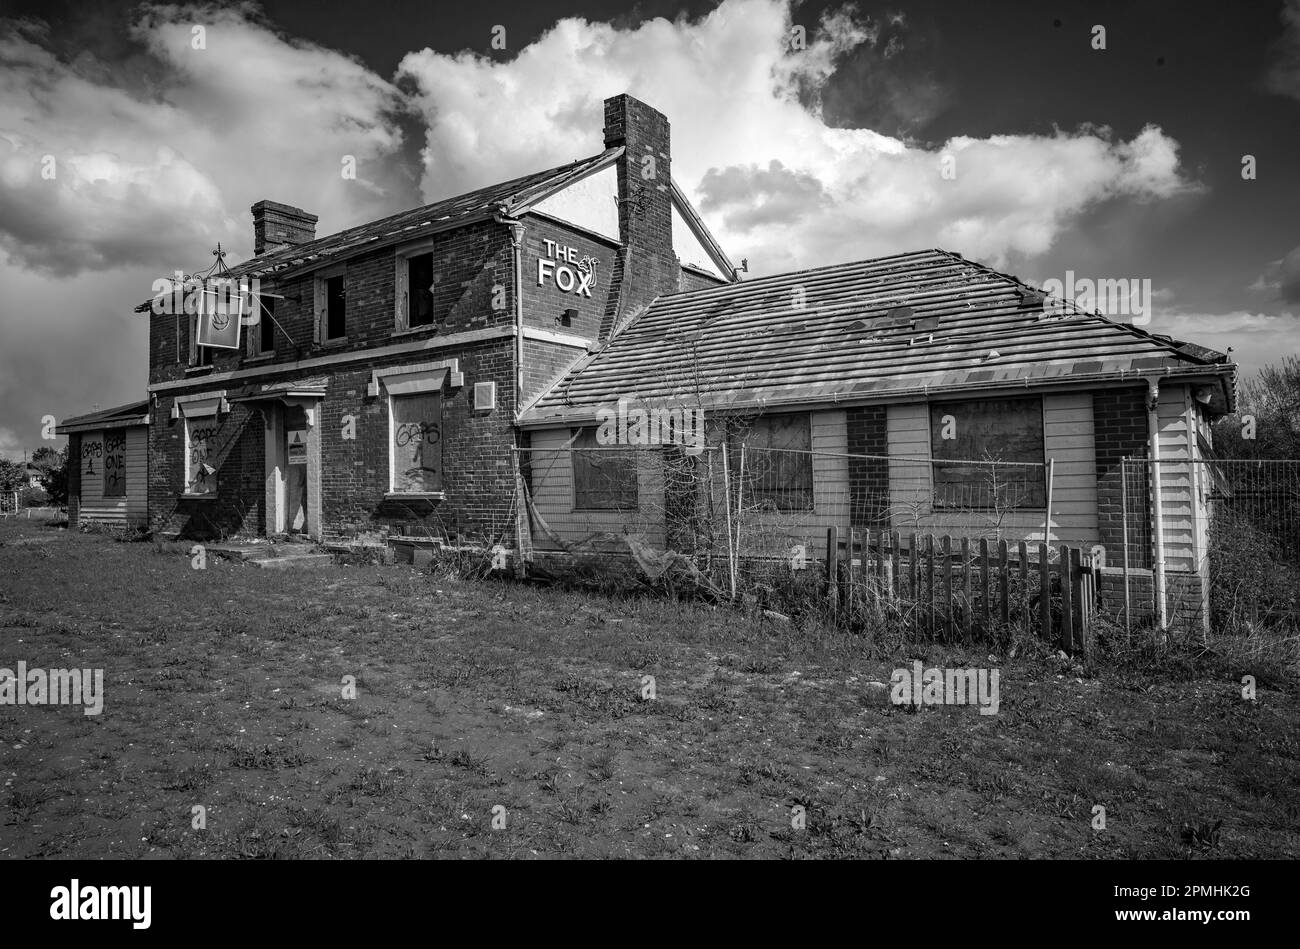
top-left (284, 404), bottom-right (309, 535)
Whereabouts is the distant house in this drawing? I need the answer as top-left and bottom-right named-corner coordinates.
top-left (55, 401), bottom-right (151, 530)
top-left (25, 464), bottom-right (42, 488)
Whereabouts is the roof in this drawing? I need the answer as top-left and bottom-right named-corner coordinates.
top-left (520, 248), bottom-right (1236, 424)
top-left (56, 399), bottom-right (151, 435)
top-left (136, 148), bottom-right (623, 312)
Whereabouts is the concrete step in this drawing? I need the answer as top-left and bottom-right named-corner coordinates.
top-left (248, 552), bottom-right (334, 569)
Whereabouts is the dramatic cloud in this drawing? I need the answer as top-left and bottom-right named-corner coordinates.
top-left (397, 0), bottom-right (1197, 274)
top-left (1266, 0), bottom-right (1300, 101)
top-left (1251, 244), bottom-right (1300, 305)
top-left (0, 3), bottom-right (411, 277)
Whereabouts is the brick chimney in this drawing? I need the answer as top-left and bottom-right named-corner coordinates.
top-left (599, 94), bottom-right (679, 340)
top-left (251, 200), bottom-right (318, 256)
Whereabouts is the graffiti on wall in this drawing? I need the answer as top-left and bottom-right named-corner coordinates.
top-left (186, 421), bottom-right (217, 495)
top-left (392, 393), bottom-right (441, 493)
top-left (103, 431), bottom-right (126, 498)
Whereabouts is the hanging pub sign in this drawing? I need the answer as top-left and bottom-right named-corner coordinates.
top-left (536, 239), bottom-right (599, 297)
top-left (196, 278), bottom-right (246, 350)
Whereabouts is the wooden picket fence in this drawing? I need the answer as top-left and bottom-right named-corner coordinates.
top-left (822, 528), bottom-right (1095, 653)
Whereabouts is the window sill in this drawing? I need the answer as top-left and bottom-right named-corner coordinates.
top-left (244, 352), bottom-right (276, 364)
top-left (385, 492), bottom-right (446, 502)
top-left (317, 338), bottom-right (348, 350)
top-left (179, 493), bottom-right (218, 501)
top-left (390, 325), bottom-right (438, 338)
top-left (184, 366), bottom-right (214, 375)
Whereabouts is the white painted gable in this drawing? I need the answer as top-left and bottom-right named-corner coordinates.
top-left (530, 164), bottom-right (620, 241)
top-left (672, 202), bottom-right (725, 279)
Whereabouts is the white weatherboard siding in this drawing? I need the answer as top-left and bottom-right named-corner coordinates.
top-left (885, 393), bottom-right (1099, 547)
top-left (77, 426), bottom-right (147, 528)
top-left (524, 428), bottom-right (668, 549)
top-left (524, 411), bottom-right (849, 553)
top-left (1155, 384), bottom-right (1196, 573)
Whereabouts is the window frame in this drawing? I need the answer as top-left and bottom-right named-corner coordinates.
top-left (102, 429), bottom-right (127, 498)
top-left (313, 264), bottom-right (348, 345)
top-left (571, 427), bottom-right (640, 512)
top-left (187, 311), bottom-right (215, 368)
top-left (387, 389), bottom-right (444, 497)
top-left (724, 413), bottom-right (814, 513)
top-left (927, 396), bottom-right (1047, 510)
top-left (394, 239), bottom-right (437, 333)
top-left (182, 415), bottom-right (219, 498)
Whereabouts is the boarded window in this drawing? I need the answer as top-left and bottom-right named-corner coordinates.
top-left (325, 274), bottom-right (346, 340)
top-left (103, 431), bottom-right (126, 498)
top-left (185, 417), bottom-right (218, 496)
top-left (729, 414), bottom-right (813, 512)
top-left (391, 393), bottom-right (442, 493)
top-left (572, 428), bottom-right (638, 510)
top-left (929, 397), bottom-right (1046, 508)
top-left (407, 253), bottom-right (435, 327)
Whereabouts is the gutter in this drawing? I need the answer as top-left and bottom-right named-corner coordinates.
top-left (516, 363), bottom-right (1235, 429)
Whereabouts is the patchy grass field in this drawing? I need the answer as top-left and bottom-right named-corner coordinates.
top-left (1, 517), bottom-right (1297, 859)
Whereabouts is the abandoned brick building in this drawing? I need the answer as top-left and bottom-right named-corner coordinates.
top-left (137, 94), bottom-right (735, 546)
top-left (89, 91), bottom-right (1236, 629)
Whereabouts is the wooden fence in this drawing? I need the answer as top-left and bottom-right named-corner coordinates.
top-left (825, 528), bottom-right (1095, 653)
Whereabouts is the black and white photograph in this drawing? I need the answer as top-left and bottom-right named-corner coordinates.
top-left (0, 0), bottom-right (1294, 927)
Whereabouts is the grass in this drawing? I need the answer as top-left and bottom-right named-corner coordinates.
top-left (0, 516), bottom-right (1297, 859)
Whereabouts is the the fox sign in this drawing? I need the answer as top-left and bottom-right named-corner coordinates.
top-left (537, 239), bottom-right (599, 297)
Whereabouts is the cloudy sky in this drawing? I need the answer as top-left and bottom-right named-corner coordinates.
top-left (1, 0), bottom-right (1297, 459)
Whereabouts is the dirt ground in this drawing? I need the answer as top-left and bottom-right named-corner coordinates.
top-left (1, 517), bottom-right (1296, 858)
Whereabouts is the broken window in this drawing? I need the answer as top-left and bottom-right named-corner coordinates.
top-left (258, 293), bottom-right (276, 354)
top-left (407, 253), bottom-right (435, 327)
top-left (325, 274), bottom-right (346, 340)
top-left (184, 416), bottom-right (218, 496)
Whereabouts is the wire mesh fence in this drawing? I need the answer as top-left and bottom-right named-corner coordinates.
top-left (516, 443), bottom-right (1052, 585)
top-left (514, 442), bottom-right (1088, 645)
top-left (1121, 457), bottom-right (1300, 633)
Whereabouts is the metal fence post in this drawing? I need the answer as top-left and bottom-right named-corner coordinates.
top-left (1043, 457), bottom-right (1055, 545)
top-left (1121, 456), bottom-right (1131, 632)
top-left (719, 446), bottom-right (736, 600)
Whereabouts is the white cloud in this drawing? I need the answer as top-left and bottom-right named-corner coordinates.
top-left (396, 0), bottom-right (1198, 274)
top-left (0, 4), bottom-right (411, 276)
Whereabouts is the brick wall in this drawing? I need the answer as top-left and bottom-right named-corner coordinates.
top-left (318, 339), bottom-right (518, 543)
top-left (679, 267), bottom-right (728, 293)
top-left (521, 338), bottom-right (586, 410)
top-left (66, 432), bottom-right (81, 530)
top-left (846, 405), bottom-right (889, 527)
top-left (520, 216), bottom-right (618, 342)
top-left (148, 398), bottom-right (266, 539)
top-left (1093, 387), bottom-right (1148, 556)
top-left (599, 94), bottom-right (680, 341)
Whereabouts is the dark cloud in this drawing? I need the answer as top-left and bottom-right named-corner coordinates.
top-left (696, 160), bottom-right (829, 232)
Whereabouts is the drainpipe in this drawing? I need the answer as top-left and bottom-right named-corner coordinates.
top-left (1146, 377), bottom-right (1168, 629)
top-left (495, 213), bottom-right (527, 416)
